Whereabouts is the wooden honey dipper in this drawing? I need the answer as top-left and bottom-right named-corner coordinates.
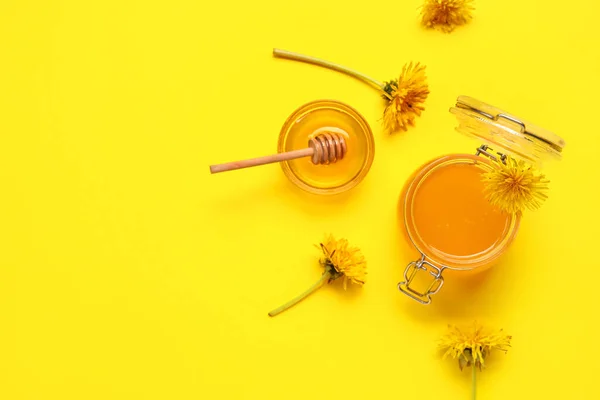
top-left (209, 127), bottom-right (349, 174)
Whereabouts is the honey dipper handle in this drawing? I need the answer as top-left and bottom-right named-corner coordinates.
top-left (209, 147), bottom-right (314, 174)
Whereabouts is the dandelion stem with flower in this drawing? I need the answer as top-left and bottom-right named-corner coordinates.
top-left (439, 322), bottom-right (512, 400)
top-left (273, 48), bottom-right (429, 133)
top-left (268, 235), bottom-right (367, 317)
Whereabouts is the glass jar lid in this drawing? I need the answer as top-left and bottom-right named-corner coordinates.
top-left (449, 96), bottom-right (566, 165)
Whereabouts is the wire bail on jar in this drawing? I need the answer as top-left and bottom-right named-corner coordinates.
top-left (397, 254), bottom-right (445, 305)
top-left (475, 144), bottom-right (507, 164)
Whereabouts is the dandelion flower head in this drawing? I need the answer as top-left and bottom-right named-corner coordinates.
top-left (318, 235), bottom-right (367, 289)
top-left (439, 322), bottom-right (512, 370)
top-left (382, 62), bottom-right (429, 133)
top-left (482, 157), bottom-right (550, 214)
top-left (420, 0), bottom-right (475, 33)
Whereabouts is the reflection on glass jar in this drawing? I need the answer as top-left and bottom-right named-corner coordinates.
top-left (277, 100), bottom-right (375, 195)
top-left (398, 96), bottom-right (565, 304)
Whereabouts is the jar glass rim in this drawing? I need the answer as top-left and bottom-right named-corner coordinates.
top-left (402, 154), bottom-right (521, 271)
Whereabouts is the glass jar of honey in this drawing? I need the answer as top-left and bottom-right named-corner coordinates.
top-left (397, 96), bottom-right (566, 304)
top-left (277, 100), bottom-right (375, 195)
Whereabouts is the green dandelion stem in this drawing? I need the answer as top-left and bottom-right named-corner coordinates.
top-left (268, 270), bottom-right (332, 317)
top-left (471, 364), bottom-right (477, 400)
top-left (272, 48), bottom-right (392, 100)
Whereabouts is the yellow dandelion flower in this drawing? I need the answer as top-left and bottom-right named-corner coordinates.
top-left (439, 322), bottom-right (512, 370)
top-left (439, 322), bottom-right (511, 399)
top-left (268, 235), bottom-right (367, 317)
top-left (382, 63), bottom-right (429, 133)
top-left (319, 234), bottom-right (367, 290)
top-left (420, 0), bottom-right (475, 33)
top-left (482, 157), bottom-right (550, 214)
top-left (273, 48), bottom-right (428, 134)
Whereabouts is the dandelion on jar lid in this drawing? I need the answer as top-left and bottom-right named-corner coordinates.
top-left (397, 96), bottom-right (565, 304)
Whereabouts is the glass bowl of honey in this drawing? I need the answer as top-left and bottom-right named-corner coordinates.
top-left (397, 96), bottom-right (565, 304)
top-left (277, 99), bottom-right (375, 195)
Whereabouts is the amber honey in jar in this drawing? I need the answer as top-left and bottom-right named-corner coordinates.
top-left (397, 96), bottom-right (565, 304)
top-left (277, 100), bottom-right (375, 195)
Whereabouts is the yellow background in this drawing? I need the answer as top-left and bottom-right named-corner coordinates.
top-left (1, 1), bottom-right (599, 399)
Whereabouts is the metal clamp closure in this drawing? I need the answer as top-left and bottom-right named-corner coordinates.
top-left (475, 144), bottom-right (507, 164)
top-left (398, 255), bottom-right (444, 305)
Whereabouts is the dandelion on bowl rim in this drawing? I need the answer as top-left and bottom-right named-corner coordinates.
top-left (268, 234), bottom-right (367, 317)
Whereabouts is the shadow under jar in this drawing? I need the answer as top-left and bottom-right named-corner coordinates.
top-left (397, 96), bottom-right (566, 304)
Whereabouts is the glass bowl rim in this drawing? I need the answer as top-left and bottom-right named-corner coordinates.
top-left (276, 99), bottom-right (375, 195)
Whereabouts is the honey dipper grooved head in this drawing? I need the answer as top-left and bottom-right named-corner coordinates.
top-left (308, 132), bottom-right (347, 165)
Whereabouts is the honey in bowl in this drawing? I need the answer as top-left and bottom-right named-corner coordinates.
top-left (278, 100), bottom-right (374, 195)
